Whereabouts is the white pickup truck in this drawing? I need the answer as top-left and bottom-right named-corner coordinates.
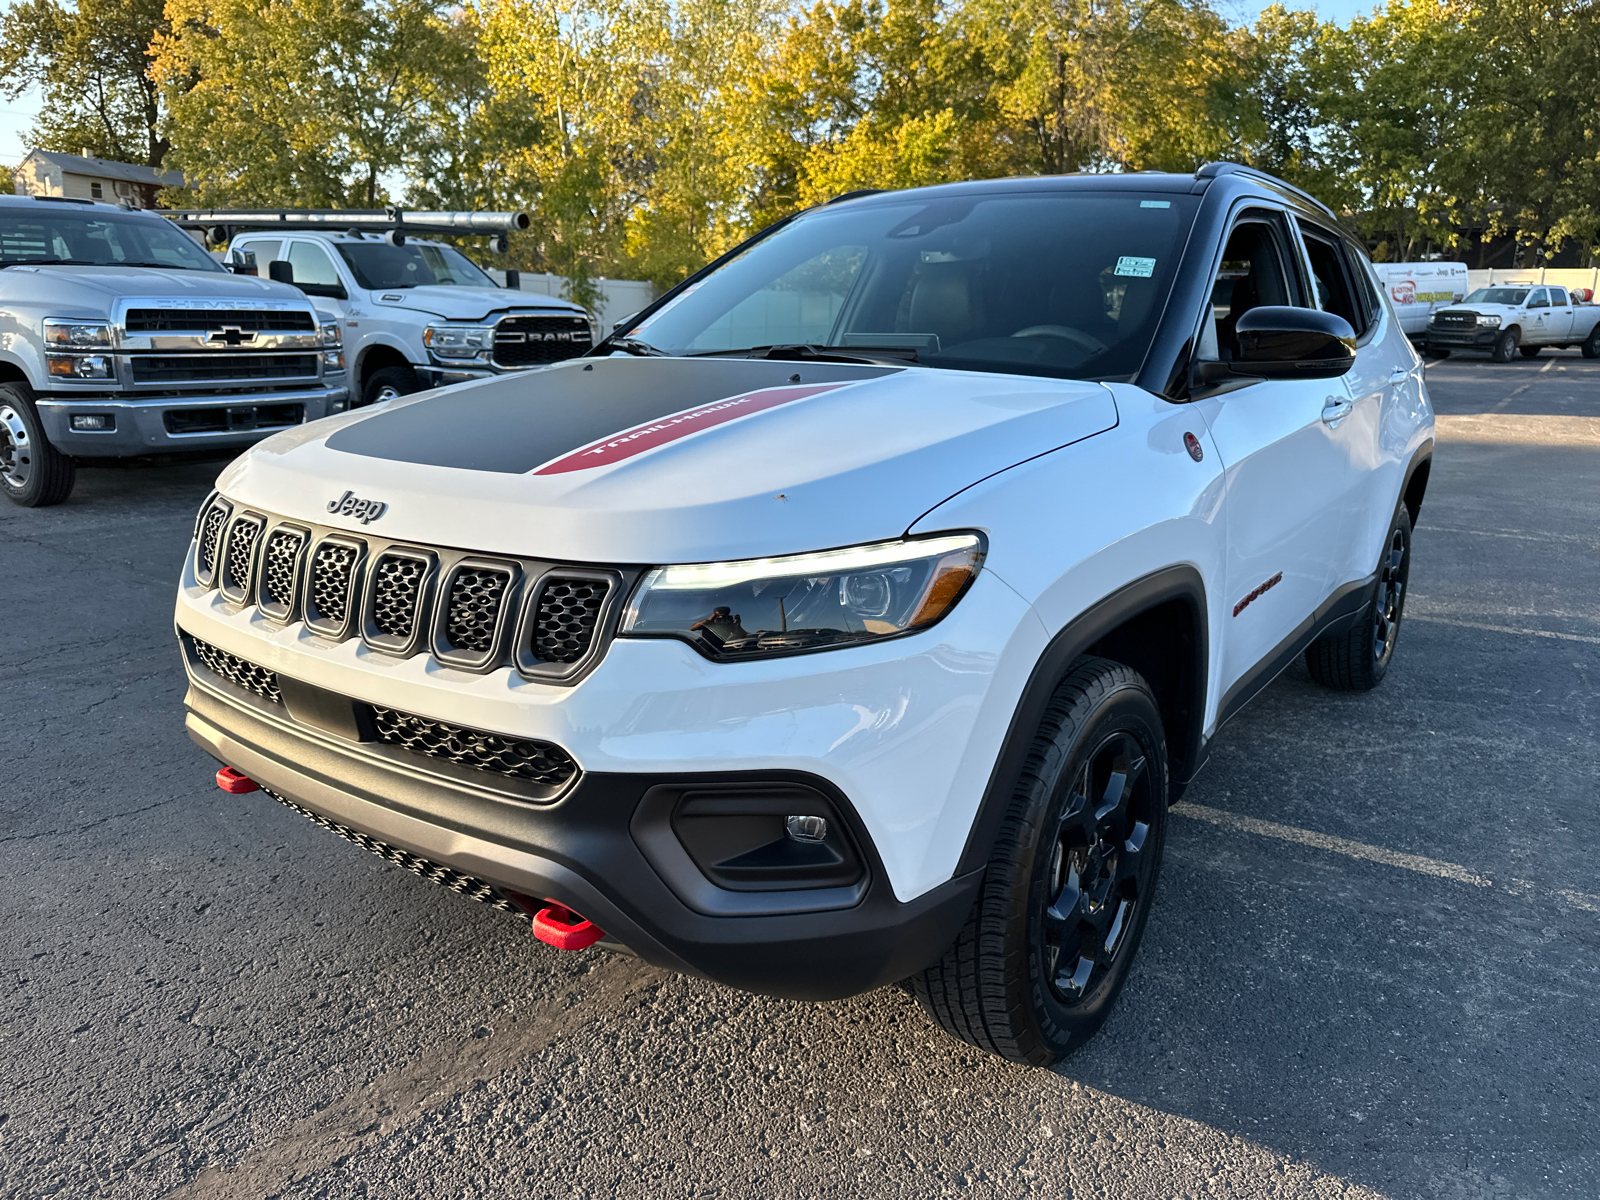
top-left (1423, 283), bottom-right (1600, 361)
top-left (227, 230), bottom-right (594, 406)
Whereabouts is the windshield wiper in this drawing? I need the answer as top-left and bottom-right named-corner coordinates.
top-left (695, 343), bottom-right (918, 366)
top-left (0, 258), bottom-right (100, 267)
top-left (599, 335), bottom-right (669, 357)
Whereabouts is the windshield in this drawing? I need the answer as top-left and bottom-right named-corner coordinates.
top-left (0, 208), bottom-right (220, 271)
top-left (1465, 288), bottom-right (1529, 305)
top-left (334, 241), bottom-right (495, 290)
top-left (625, 191), bottom-right (1199, 381)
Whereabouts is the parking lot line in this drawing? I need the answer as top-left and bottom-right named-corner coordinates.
top-left (1406, 614), bottom-right (1600, 645)
top-left (1175, 802), bottom-right (1494, 887)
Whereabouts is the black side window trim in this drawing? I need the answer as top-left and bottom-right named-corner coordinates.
top-left (1296, 221), bottom-right (1375, 343)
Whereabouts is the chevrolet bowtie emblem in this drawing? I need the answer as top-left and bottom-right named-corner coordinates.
top-left (207, 326), bottom-right (257, 346)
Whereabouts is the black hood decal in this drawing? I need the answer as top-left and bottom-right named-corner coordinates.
top-left (325, 357), bottom-right (902, 474)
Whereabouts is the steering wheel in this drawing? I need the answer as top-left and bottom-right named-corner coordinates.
top-left (1011, 325), bottom-right (1108, 355)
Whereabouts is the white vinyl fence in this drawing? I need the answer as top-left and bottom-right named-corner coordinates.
top-left (487, 270), bottom-right (656, 332)
top-left (1466, 267), bottom-right (1600, 300)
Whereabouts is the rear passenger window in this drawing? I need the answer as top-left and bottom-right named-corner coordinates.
top-left (1298, 224), bottom-right (1367, 336)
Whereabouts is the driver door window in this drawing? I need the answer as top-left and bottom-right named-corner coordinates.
top-left (1205, 215), bottom-right (1298, 362)
top-left (286, 241), bottom-right (342, 288)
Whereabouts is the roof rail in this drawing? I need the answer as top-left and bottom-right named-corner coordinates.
top-left (826, 189), bottom-right (886, 205)
top-left (1194, 162), bottom-right (1340, 221)
top-left (162, 206), bottom-right (531, 249)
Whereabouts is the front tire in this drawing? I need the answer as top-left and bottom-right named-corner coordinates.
top-left (1305, 505), bottom-right (1412, 691)
top-left (1490, 328), bottom-right (1520, 362)
top-left (912, 658), bottom-right (1169, 1065)
top-left (360, 364), bottom-right (420, 408)
top-left (0, 381), bottom-right (75, 507)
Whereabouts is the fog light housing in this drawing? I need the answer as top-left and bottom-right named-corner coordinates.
top-left (70, 413), bottom-right (115, 432)
top-left (669, 786), bottom-right (862, 891)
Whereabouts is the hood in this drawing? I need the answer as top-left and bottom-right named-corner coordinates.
top-left (219, 356), bottom-right (1118, 563)
top-left (1438, 304), bottom-right (1514, 318)
top-left (1, 264), bottom-right (309, 308)
top-left (371, 285), bottom-right (587, 322)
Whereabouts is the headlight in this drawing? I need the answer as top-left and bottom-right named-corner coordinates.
top-left (620, 533), bottom-right (985, 659)
top-left (320, 320), bottom-right (342, 347)
top-left (47, 354), bottom-right (113, 379)
top-left (423, 325), bottom-right (494, 359)
top-left (44, 319), bottom-right (111, 348)
top-left (1477, 314), bottom-right (1501, 327)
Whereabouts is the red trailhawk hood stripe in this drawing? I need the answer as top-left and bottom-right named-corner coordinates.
top-left (531, 382), bottom-right (848, 475)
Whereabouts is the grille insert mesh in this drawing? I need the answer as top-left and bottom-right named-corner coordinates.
top-left (310, 541), bottom-right (359, 625)
top-left (369, 705), bottom-right (579, 788)
top-left (192, 638), bottom-right (282, 703)
top-left (259, 529), bottom-right (305, 611)
top-left (197, 503), bottom-right (228, 577)
top-left (223, 517), bottom-right (261, 595)
top-left (371, 554), bottom-right (426, 639)
top-left (531, 577), bottom-right (610, 664)
top-left (260, 787), bottom-right (520, 914)
top-left (444, 567), bottom-right (510, 654)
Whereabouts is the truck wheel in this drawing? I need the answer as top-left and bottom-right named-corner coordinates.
top-left (1305, 504), bottom-right (1411, 691)
top-left (1490, 328), bottom-right (1519, 362)
top-left (1421, 346), bottom-right (1449, 360)
top-left (1519, 345), bottom-right (1541, 358)
top-left (0, 382), bottom-right (75, 508)
top-left (912, 657), bottom-right (1169, 1065)
top-left (1583, 328), bottom-right (1600, 359)
top-left (360, 365), bottom-right (420, 408)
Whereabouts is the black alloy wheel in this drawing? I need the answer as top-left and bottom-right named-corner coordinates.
top-left (1305, 503), bottom-right (1412, 691)
top-left (1038, 731), bottom-right (1160, 1006)
top-left (913, 657), bottom-right (1169, 1065)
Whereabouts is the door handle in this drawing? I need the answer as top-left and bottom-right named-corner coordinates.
top-left (1388, 368), bottom-right (1408, 383)
top-left (1321, 397), bottom-right (1354, 426)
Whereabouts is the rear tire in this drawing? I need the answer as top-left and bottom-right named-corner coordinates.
top-left (1582, 327), bottom-right (1600, 359)
top-left (1490, 328), bottom-right (1519, 362)
top-left (1421, 346), bottom-right (1449, 360)
top-left (1519, 345), bottom-right (1541, 358)
top-left (360, 364), bottom-right (420, 408)
top-left (1305, 505), bottom-right (1412, 691)
top-left (912, 657), bottom-right (1169, 1065)
top-left (0, 381), bottom-right (75, 507)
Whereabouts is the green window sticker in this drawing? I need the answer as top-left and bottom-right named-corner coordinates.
top-left (1115, 256), bottom-right (1156, 278)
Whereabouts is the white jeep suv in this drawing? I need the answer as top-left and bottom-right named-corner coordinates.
top-left (176, 165), bottom-right (1433, 1065)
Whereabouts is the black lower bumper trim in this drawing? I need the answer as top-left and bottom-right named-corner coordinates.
top-left (184, 678), bottom-right (980, 1000)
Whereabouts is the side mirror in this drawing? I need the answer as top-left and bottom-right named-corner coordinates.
top-left (268, 259), bottom-right (294, 284)
top-left (1200, 306), bottom-right (1356, 383)
top-left (612, 311), bottom-right (638, 333)
top-left (228, 249), bottom-right (257, 276)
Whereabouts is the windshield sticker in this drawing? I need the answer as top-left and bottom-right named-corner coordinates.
top-left (1139, 200), bottom-right (1171, 209)
top-left (1115, 256), bottom-right (1157, 278)
top-left (532, 382), bottom-right (849, 475)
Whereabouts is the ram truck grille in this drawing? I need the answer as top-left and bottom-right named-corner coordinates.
top-left (491, 316), bottom-right (592, 368)
top-left (1434, 311), bottom-right (1476, 328)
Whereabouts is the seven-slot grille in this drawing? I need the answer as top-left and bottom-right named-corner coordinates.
top-left (444, 566), bottom-right (512, 654)
top-left (491, 315), bottom-right (592, 368)
top-left (125, 308), bottom-right (317, 334)
top-left (310, 541), bottom-right (360, 625)
top-left (531, 577), bottom-right (611, 664)
top-left (371, 553), bottom-right (427, 639)
top-left (191, 505), bottom-right (615, 677)
top-left (370, 705), bottom-right (579, 787)
top-left (192, 637), bottom-right (282, 703)
top-left (258, 528), bottom-right (307, 614)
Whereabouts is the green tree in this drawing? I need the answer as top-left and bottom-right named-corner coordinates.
top-left (0, 0), bottom-right (172, 166)
top-left (153, 0), bottom-right (471, 207)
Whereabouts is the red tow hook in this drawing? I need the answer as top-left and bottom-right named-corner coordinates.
top-left (215, 766), bottom-right (259, 794)
top-left (506, 892), bottom-right (605, 950)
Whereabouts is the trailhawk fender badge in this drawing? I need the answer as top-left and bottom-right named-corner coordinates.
top-left (532, 382), bottom-right (849, 475)
top-left (327, 489), bottom-right (388, 524)
top-left (1233, 572), bottom-right (1283, 617)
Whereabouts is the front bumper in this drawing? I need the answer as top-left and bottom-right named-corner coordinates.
top-left (36, 384), bottom-right (348, 456)
top-left (182, 658), bottom-right (981, 1000)
top-left (1423, 327), bottom-right (1499, 350)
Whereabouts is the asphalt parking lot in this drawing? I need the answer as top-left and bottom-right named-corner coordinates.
top-left (4, 351), bottom-right (1597, 1200)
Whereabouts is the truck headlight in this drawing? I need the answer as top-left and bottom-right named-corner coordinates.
top-left (620, 533), bottom-right (985, 659)
top-left (44, 319), bottom-right (112, 348)
top-left (1477, 315), bottom-right (1501, 327)
top-left (47, 354), bottom-right (114, 379)
top-left (423, 325), bottom-right (494, 360)
top-left (320, 320), bottom-right (342, 347)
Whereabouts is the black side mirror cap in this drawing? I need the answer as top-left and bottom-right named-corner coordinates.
top-left (296, 282), bottom-right (348, 300)
top-left (267, 259), bottom-right (294, 285)
top-left (1228, 306), bottom-right (1356, 380)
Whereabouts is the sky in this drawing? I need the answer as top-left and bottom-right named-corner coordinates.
top-left (0, 0), bottom-right (1377, 172)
